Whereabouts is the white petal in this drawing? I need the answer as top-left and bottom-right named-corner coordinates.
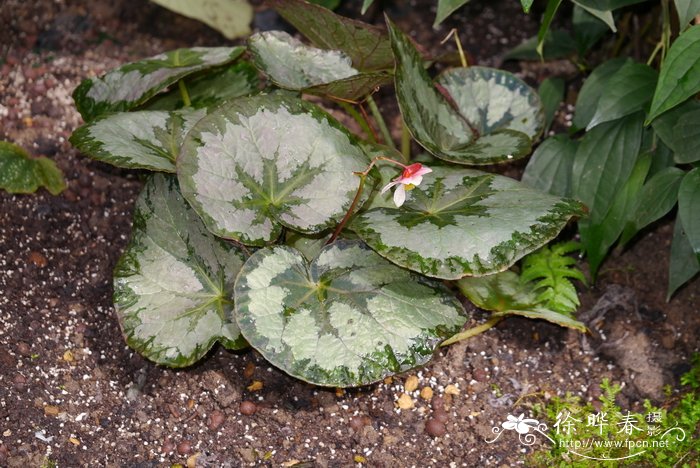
top-left (393, 185), bottom-right (406, 207)
top-left (415, 166), bottom-right (432, 176)
top-left (381, 180), bottom-right (400, 194)
top-left (502, 422), bottom-right (517, 430)
top-left (516, 423), bottom-right (531, 434)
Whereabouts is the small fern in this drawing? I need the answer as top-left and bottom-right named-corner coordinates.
top-left (521, 241), bottom-right (586, 316)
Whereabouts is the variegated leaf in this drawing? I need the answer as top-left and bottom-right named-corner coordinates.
top-left (233, 240), bottom-right (467, 387)
top-left (73, 46), bottom-right (244, 121)
top-left (114, 174), bottom-right (247, 368)
top-left (388, 18), bottom-right (543, 165)
top-left (177, 94), bottom-right (371, 246)
top-left (248, 31), bottom-right (389, 100)
top-left (351, 166), bottom-right (584, 279)
top-left (70, 108), bottom-right (206, 172)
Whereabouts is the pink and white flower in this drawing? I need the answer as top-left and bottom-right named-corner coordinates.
top-left (380, 163), bottom-right (432, 207)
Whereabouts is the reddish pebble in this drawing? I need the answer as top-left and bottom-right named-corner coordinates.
top-left (176, 440), bottom-right (191, 455)
top-left (28, 252), bottom-right (47, 267)
top-left (348, 415), bottom-right (367, 432)
top-left (13, 374), bottom-right (26, 389)
top-left (162, 439), bottom-right (175, 453)
top-left (425, 418), bottom-right (446, 437)
top-left (431, 395), bottom-right (445, 412)
top-left (433, 409), bottom-right (449, 423)
top-left (16, 342), bottom-right (30, 356)
top-left (240, 400), bottom-right (257, 416)
top-left (473, 368), bottom-right (487, 381)
top-left (207, 410), bottom-right (225, 430)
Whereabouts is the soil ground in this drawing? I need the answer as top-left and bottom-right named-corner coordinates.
top-left (1, 0), bottom-right (698, 466)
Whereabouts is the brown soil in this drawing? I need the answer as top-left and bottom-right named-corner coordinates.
top-left (1, 0), bottom-right (698, 466)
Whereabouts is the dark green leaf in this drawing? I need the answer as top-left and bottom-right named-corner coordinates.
top-left (573, 57), bottom-right (631, 130)
top-left (619, 166), bottom-right (685, 246)
top-left (647, 25), bottom-right (700, 123)
top-left (537, 0), bottom-right (564, 58)
top-left (270, 0), bottom-right (393, 71)
top-left (72, 47), bottom-right (245, 121)
top-left (522, 135), bottom-right (578, 198)
top-left (586, 61), bottom-right (657, 130)
top-left (539, 77), bottom-right (565, 134)
top-left (114, 174), bottom-right (248, 367)
top-left (0, 141), bottom-right (66, 195)
top-left (143, 61), bottom-right (259, 111)
top-left (574, 0), bottom-right (650, 9)
top-left (674, 0), bottom-right (700, 29)
top-left (652, 99), bottom-right (700, 163)
top-left (504, 30), bottom-right (577, 61)
top-left (571, 1), bottom-right (616, 31)
top-left (668, 218), bottom-right (700, 299)
top-left (233, 240), bottom-right (467, 387)
top-left (573, 4), bottom-right (611, 54)
top-left (308, 0), bottom-right (341, 9)
top-left (434, 0), bottom-right (471, 27)
top-left (678, 168), bottom-right (700, 256)
top-left (150, 0), bottom-right (252, 39)
top-left (521, 0), bottom-right (535, 13)
top-left (351, 166), bottom-right (584, 279)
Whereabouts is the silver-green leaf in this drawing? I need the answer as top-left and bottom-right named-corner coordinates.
top-left (233, 240), bottom-right (467, 387)
top-left (351, 166), bottom-right (585, 279)
top-left (70, 108), bottom-right (206, 172)
top-left (73, 46), bottom-right (244, 121)
top-left (388, 18), bottom-right (543, 165)
top-left (177, 94), bottom-right (372, 246)
top-left (114, 174), bottom-right (247, 368)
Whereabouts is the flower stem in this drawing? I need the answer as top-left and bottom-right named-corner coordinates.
top-left (327, 174), bottom-right (366, 244)
top-left (440, 315), bottom-right (504, 346)
top-left (401, 120), bottom-right (412, 163)
top-left (367, 96), bottom-right (395, 150)
top-left (178, 80), bottom-right (191, 107)
top-left (338, 101), bottom-right (376, 144)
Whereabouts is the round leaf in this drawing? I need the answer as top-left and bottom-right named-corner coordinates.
top-left (233, 240), bottom-right (467, 387)
top-left (351, 166), bottom-right (585, 279)
top-left (0, 141), bottom-right (65, 195)
top-left (177, 94), bottom-right (371, 246)
top-left (70, 108), bottom-right (206, 172)
top-left (73, 46), bottom-right (244, 121)
top-left (114, 174), bottom-right (247, 367)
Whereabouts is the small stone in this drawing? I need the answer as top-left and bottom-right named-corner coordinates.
top-left (207, 410), bottom-right (225, 430)
top-left (431, 395), bottom-right (446, 412)
top-left (419, 387), bottom-right (434, 400)
top-left (348, 415), bottom-right (368, 432)
top-left (44, 405), bottom-right (60, 416)
top-left (176, 440), bottom-right (192, 455)
top-left (433, 410), bottom-right (449, 423)
top-left (63, 350), bottom-right (74, 362)
top-left (240, 400), bottom-right (257, 416)
top-left (162, 438), bottom-right (175, 453)
top-left (473, 368), bottom-right (487, 381)
top-left (186, 453), bottom-right (200, 468)
top-left (444, 384), bottom-right (460, 395)
top-left (247, 380), bottom-right (263, 392)
top-left (16, 342), bottom-right (30, 356)
top-left (13, 374), bottom-right (26, 389)
top-left (425, 418), bottom-right (446, 437)
top-left (383, 376), bottom-right (393, 385)
top-left (68, 437), bottom-right (80, 446)
top-left (243, 362), bottom-right (255, 378)
top-left (396, 393), bottom-right (414, 410)
top-left (404, 375), bottom-right (419, 392)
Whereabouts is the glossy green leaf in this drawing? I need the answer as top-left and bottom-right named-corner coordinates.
top-left (233, 240), bottom-right (467, 387)
top-left (456, 271), bottom-right (587, 331)
top-left (177, 94), bottom-right (371, 246)
top-left (574, 0), bottom-right (649, 9)
top-left (538, 77), bottom-right (565, 134)
top-left (114, 174), bottom-right (247, 367)
top-left (537, 0), bottom-right (564, 57)
top-left (521, 0), bottom-right (535, 12)
top-left (70, 108), bottom-right (206, 173)
top-left (351, 166), bottom-right (584, 280)
top-left (144, 61), bottom-right (259, 111)
top-left (150, 0), bottom-right (252, 39)
top-left (586, 61), bottom-right (658, 130)
top-left (647, 25), bottom-right (700, 123)
top-left (584, 153), bottom-right (651, 276)
top-left (573, 4), bottom-right (610, 54)
top-left (248, 31), bottom-right (390, 100)
top-left (572, 113), bottom-right (644, 225)
top-left (573, 57), bottom-right (631, 130)
top-left (652, 99), bottom-right (700, 164)
top-left (270, 0), bottom-right (393, 71)
top-left (571, 1), bottom-right (616, 31)
top-left (73, 46), bottom-right (245, 121)
top-left (504, 30), bottom-right (577, 61)
top-left (0, 141), bottom-right (66, 195)
top-left (522, 134), bottom-right (578, 198)
top-left (678, 168), bottom-right (700, 257)
top-left (619, 166), bottom-right (685, 246)
top-left (389, 19), bottom-right (543, 165)
top-left (675, 0), bottom-right (700, 29)
top-left (434, 0), bottom-right (471, 27)
top-left (308, 0), bottom-right (341, 9)
top-left (668, 218), bottom-right (700, 299)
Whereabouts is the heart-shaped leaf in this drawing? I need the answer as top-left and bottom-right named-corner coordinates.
top-left (351, 166), bottom-right (584, 279)
top-left (388, 19), bottom-right (543, 165)
top-left (522, 134), bottom-right (578, 198)
top-left (70, 108), bottom-right (206, 173)
top-left (0, 141), bottom-right (65, 195)
top-left (150, 0), bottom-right (253, 40)
top-left (434, 0), bottom-right (471, 27)
top-left (233, 240), bottom-right (467, 387)
top-left (177, 94), bottom-right (372, 246)
top-left (456, 271), bottom-right (587, 332)
top-left (114, 174), bottom-right (248, 367)
top-left (73, 46), bottom-right (244, 121)
top-left (248, 31), bottom-right (390, 100)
